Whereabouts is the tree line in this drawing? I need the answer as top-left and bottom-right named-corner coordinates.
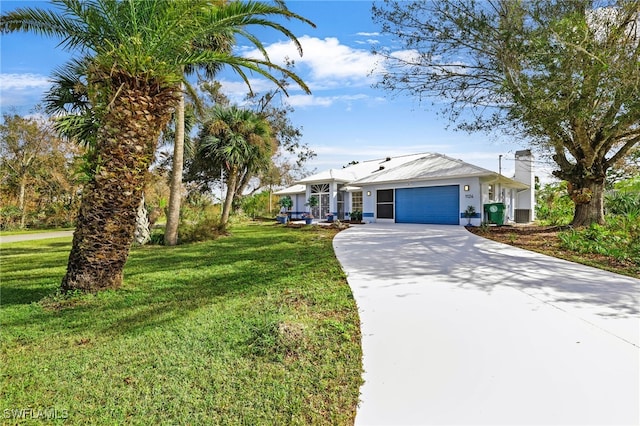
top-left (0, 85), bottom-right (310, 232)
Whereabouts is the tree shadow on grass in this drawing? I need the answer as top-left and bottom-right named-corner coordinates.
top-left (1, 285), bottom-right (57, 306)
top-left (2, 225), bottom-right (336, 338)
top-left (1, 240), bottom-right (70, 306)
top-left (1, 241), bottom-right (70, 268)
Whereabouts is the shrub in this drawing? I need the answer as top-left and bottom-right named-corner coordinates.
top-left (535, 181), bottom-right (573, 225)
top-left (0, 205), bottom-right (22, 230)
top-left (605, 191), bottom-right (640, 216)
top-left (148, 230), bottom-right (165, 245)
top-left (558, 216), bottom-right (640, 265)
top-left (241, 191), bottom-right (278, 218)
top-left (178, 216), bottom-right (223, 244)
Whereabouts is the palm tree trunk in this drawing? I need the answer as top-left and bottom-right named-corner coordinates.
top-left (164, 86), bottom-right (185, 246)
top-left (62, 81), bottom-right (176, 292)
top-left (221, 166), bottom-right (238, 228)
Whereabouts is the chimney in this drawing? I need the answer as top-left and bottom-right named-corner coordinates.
top-left (514, 150), bottom-right (535, 222)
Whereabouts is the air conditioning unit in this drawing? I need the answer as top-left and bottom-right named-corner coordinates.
top-left (515, 209), bottom-right (531, 223)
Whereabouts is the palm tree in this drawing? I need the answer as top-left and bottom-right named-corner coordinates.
top-left (196, 105), bottom-right (275, 228)
top-left (1, 0), bottom-right (313, 292)
top-left (165, 26), bottom-right (235, 247)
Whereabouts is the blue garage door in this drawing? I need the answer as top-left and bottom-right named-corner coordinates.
top-left (396, 185), bottom-right (460, 224)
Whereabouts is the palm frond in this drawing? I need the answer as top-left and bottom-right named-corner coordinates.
top-left (44, 58), bottom-right (92, 116)
top-left (0, 5), bottom-right (86, 50)
top-left (3, 0), bottom-right (314, 118)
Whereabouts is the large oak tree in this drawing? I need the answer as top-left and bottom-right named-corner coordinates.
top-left (373, 0), bottom-right (640, 225)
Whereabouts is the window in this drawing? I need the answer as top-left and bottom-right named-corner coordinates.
top-left (337, 187), bottom-right (345, 219)
top-left (311, 184), bottom-right (329, 193)
top-left (351, 191), bottom-right (363, 212)
top-left (376, 189), bottom-right (394, 219)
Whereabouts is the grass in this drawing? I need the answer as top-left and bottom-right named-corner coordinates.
top-left (0, 223), bottom-right (362, 424)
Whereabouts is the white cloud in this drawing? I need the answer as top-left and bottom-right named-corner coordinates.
top-left (286, 94), bottom-right (334, 108)
top-left (285, 93), bottom-right (374, 109)
top-left (356, 32), bottom-right (380, 37)
top-left (0, 73), bottom-right (52, 109)
top-left (214, 78), bottom-right (278, 102)
top-left (390, 49), bottom-right (422, 63)
top-left (354, 39), bottom-right (380, 45)
top-left (214, 36), bottom-right (384, 108)
top-left (0, 73), bottom-right (51, 90)
top-left (242, 36), bottom-right (378, 89)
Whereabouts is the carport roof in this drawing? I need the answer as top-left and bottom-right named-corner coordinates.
top-left (273, 184), bottom-right (306, 195)
top-left (352, 153), bottom-right (529, 189)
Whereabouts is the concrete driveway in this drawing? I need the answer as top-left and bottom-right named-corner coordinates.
top-left (333, 223), bottom-right (640, 426)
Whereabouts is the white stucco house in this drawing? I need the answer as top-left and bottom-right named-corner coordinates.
top-left (274, 151), bottom-right (535, 226)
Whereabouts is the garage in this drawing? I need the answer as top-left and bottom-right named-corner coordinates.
top-left (395, 185), bottom-right (460, 224)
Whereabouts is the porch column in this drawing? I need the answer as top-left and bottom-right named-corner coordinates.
top-left (305, 186), bottom-right (311, 214)
top-left (330, 182), bottom-right (338, 215)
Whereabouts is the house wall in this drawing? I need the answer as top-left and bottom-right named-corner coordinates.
top-left (293, 173), bottom-right (531, 225)
top-left (360, 177), bottom-right (483, 225)
top-left (343, 190), bottom-right (362, 221)
top-left (284, 193), bottom-right (306, 219)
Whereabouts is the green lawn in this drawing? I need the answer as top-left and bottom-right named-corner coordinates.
top-left (0, 223), bottom-right (362, 424)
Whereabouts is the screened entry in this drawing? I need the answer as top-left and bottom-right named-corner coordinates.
top-left (310, 184), bottom-right (330, 218)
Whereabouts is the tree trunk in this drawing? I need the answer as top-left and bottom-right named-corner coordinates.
top-left (569, 179), bottom-right (605, 226)
top-left (61, 82), bottom-right (176, 293)
top-left (164, 87), bottom-right (185, 246)
top-left (18, 175), bottom-right (26, 229)
top-left (221, 166), bottom-right (238, 228)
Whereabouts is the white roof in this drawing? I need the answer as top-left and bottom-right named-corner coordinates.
top-left (273, 184), bottom-right (306, 195)
top-left (283, 152), bottom-right (529, 191)
top-left (353, 153), bottom-right (529, 189)
top-left (296, 153), bottom-right (427, 184)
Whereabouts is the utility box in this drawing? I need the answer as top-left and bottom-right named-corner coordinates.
top-left (484, 203), bottom-right (506, 225)
top-left (515, 209), bottom-right (531, 223)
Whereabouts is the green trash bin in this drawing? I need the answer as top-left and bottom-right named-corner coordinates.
top-left (484, 203), bottom-right (506, 225)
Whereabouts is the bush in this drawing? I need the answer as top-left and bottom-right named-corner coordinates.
top-left (0, 205), bottom-right (22, 230)
top-left (178, 215), bottom-right (223, 244)
top-left (558, 215), bottom-right (640, 265)
top-left (535, 181), bottom-right (574, 225)
top-left (605, 191), bottom-right (640, 216)
top-left (241, 191), bottom-right (278, 218)
top-left (148, 230), bottom-right (165, 245)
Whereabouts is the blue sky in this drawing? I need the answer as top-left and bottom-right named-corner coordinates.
top-left (0, 0), bottom-right (549, 179)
